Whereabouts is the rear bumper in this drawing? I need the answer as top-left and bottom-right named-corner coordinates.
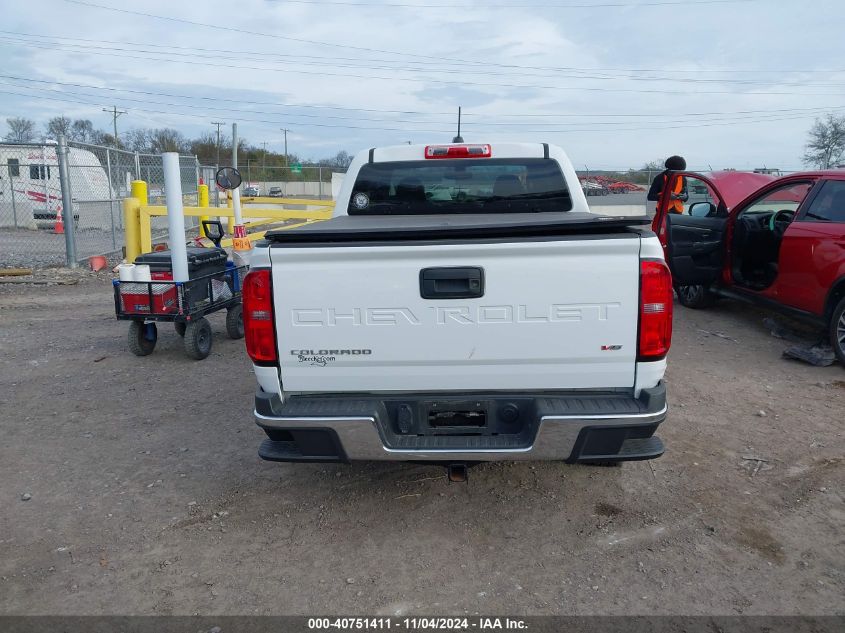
top-left (254, 383), bottom-right (667, 463)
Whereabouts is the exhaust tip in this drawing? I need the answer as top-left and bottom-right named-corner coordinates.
top-left (447, 463), bottom-right (468, 483)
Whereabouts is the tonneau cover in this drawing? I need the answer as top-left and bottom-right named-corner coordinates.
top-left (265, 212), bottom-right (651, 243)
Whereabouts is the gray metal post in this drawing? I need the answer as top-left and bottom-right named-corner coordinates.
top-left (318, 165), bottom-right (322, 199)
top-left (232, 123), bottom-right (238, 168)
top-left (134, 151), bottom-right (141, 180)
top-left (105, 148), bottom-right (116, 249)
top-left (7, 163), bottom-right (17, 227)
top-left (57, 135), bottom-right (78, 267)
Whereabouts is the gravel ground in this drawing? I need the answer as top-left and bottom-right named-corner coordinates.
top-left (0, 274), bottom-right (842, 616)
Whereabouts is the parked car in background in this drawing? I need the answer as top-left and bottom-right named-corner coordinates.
top-left (581, 181), bottom-right (609, 196)
top-left (244, 185), bottom-right (260, 197)
top-left (653, 170), bottom-right (845, 365)
top-left (268, 186), bottom-right (283, 197)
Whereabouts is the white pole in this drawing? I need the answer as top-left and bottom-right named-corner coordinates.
top-left (162, 152), bottom-right (189, 282)
top-left (231, 123), bottom-right (243, 226)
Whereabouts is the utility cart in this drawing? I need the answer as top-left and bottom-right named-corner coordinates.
top-left (113, 243), bottom-right (247, 360)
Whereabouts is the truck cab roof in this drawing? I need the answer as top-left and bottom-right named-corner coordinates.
top-left (334, 142), bottom-right (590, 217)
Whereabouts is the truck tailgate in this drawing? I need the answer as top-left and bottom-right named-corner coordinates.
top-left (270, 237), bottom-right (641, 392)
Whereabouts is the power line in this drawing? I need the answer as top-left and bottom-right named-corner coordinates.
top-left (4, 33), bottom-right (843, 88)
top-left (3, 79), bottom-right (838, 127)
top-left (2, 85), bottom-right (839, 135)
top-left (0, 80), bottom-right (462, 125)
top-left (58, 0), bottom-right (761, 72)
top-left (0, 74), bottom-right (458, 117)
top-left (3, 75), bottom-right (842, 124)
top-left (3, 29), bottom-right (837, 75)
top-left (8, 39), bottom-right (843, 98)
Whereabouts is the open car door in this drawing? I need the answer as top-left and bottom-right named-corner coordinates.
top-left (652, 172), bottom-right (728, 287)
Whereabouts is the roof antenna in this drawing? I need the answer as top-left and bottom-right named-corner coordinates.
top-left (452, 106), bottom-right (464, 143)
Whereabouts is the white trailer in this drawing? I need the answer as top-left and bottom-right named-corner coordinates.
top-left (0, 142), bottom-right (110, 229)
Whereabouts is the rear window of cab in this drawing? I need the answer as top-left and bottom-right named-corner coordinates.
top-left (348, 158), bottom-right (572, 215)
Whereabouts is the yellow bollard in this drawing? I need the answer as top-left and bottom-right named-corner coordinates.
top-left (130, 180), bottom-right (148, 205)
top-left (198, 184), bottom-right (210, 237)
top-left (123, 197), bottom-right (142, 263)
top-left (129, 180), bottom-right (149, 257)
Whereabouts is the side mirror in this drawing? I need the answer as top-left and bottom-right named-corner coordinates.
top-left (689, 201), bottom-right (716, 218)
top-left (215, 167), bottom-right (242, 190)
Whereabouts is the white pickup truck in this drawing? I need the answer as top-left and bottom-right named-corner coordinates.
top-left (243, 143), bottom-right (672, 474)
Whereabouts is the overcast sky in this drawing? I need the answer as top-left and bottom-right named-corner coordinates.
top-left (1, 0), bottom-right (842, 170)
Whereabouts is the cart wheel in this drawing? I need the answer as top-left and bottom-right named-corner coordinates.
top-left (184, 318), bottom-right (212, 360)
top-left (174, 322), bottom-right (187, 337)
top-left (128, 321), bottom-right (157, 356)
top-left (226, 304), bottom-right (244, 339)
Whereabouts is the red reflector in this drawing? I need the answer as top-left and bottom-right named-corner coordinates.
top-left (242, 269), bottom-right (277, 364)
top-left (424, 144), bottom-right (491, 159)
top-left (638, 259), bottom-right (673, 361)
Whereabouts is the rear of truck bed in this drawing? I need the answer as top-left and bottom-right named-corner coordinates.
top-left (245, 212), bottom-right (671, 465)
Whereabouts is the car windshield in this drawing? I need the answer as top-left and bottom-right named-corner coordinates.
top-left (743, 184), bottom-right (810, 214)
top-left (347, 158), bottom-right (572, 215)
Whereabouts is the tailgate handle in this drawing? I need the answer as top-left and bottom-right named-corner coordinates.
top-left (420, 267), bottom-right (484, 299)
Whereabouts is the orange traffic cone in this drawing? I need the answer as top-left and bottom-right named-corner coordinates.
top-left (54, 205), bottom-right (64, 234)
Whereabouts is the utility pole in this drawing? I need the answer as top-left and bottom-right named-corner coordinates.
top-left (102, 106), bottom-right (127, 147)
top-left (280, 128), bottom-right (289, 166)
top-left (261, 141), bottom-right (267, 188)
top-left (211, 121), bottom-right (225, 167)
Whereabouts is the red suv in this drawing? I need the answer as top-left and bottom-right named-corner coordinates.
top-left (652, 170), bottom-right (845, 366)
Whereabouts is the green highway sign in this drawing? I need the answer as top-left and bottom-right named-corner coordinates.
top-left (290, 162), bottom-right (302, 175)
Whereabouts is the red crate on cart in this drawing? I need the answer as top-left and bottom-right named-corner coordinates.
top-left (118, 282), bottom-right (179, 315)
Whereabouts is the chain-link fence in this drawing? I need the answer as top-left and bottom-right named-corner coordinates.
top-left (0, 140), bottom-right (199, 268)
top-left (236, 165), bottom-right (344, 199)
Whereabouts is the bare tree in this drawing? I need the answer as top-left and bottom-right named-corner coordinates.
top-left (124, 128), bottom-right (151, 152)
top-left (45, 116), bottom-right (73, 140)
top-left (803, 114), bottom-right (845, 169)
top-left (318, 150), bottom-right (353, 169)
top-left (5, 117), bottom-right (36, 142)
top-left (148, 128), bottom-right (188, 153)
top-left (332, 150), bottom-right (353, 169)
top-left (71, 119), bottom-right (96, 143)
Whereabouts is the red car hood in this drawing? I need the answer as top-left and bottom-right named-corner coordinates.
top-left (701, 171), bottom-right (776, 209)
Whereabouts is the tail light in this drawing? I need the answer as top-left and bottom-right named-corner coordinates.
top-left (242, 268), bottom-right (277, 364)
top-left (638, 259), bottom-right (673, 361)
top-left (425, 144), bottom-right (491, 159)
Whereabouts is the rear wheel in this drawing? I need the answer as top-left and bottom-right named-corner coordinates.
top-left (184, 318), bottom-right (212, 360)
top-left (675, 284), bottom-right (716, 309)
top-left (128, 321), bottom-right (157, 356)
top-left (226, 304), bottom-right (244, 339)
top-left (830, 297), bottom-right (845, 367)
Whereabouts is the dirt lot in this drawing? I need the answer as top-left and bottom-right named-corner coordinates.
top-left (0, 274), bottom-right (842, 616)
